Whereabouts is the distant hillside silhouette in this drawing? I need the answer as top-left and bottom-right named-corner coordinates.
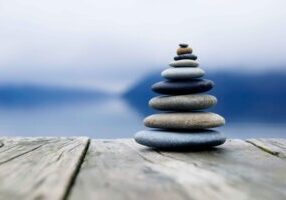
top-left (123, 70), bottom-right (286, 123)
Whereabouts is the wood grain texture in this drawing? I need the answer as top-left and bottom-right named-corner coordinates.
top-left (68, 139), bottom-right (190, 200)
top-left (247, 138), bottom-right (286, 159)
top-left (0, 137), bottom-right (89, 200)
top-left (69, 139), bottom-right (286, 200)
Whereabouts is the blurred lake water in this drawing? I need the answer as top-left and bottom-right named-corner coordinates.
top-left (0, 71), bottom-right (286, 138)
top-left (0, 97), bottom-right (143, 138)
top-left (0, 96), bottom-right (284, 139)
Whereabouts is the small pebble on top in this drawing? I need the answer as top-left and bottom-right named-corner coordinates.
top-left (179, 43), bottom-right (189, 48)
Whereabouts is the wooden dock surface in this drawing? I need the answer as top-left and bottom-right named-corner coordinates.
top-left (0, 137), bottom-right (285, 200)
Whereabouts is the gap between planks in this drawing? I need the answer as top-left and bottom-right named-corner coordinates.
top-left (246, 138), bottom-right (286, 159)
top-left (63, 138), bottom-right (91, 200)
top-left (68, 138), bottom-right (286, 200)
top-left (0, 137), bottom-right (90, 200)
top-left (0, 137), bottom-right (284, 200)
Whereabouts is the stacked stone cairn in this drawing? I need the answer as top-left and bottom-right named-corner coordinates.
top-left (134, 43), bottom-right (226, 150)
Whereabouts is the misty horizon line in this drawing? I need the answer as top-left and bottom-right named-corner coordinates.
top-left (0, 69), bottom-right (285, 94)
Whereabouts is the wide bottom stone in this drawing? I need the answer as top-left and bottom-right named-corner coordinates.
top-left (134, 130), bottom-right (226, 150)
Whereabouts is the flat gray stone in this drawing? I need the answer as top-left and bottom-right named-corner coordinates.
top-left (169, 59), bottom-right (199, 67)
top-left (161, 67), bottom-right (205, 80)
top-left (134, 130), bottom-right (226, 150)
top-left (174, 53), bottom-right (197, 61)
top-left (149, 94), bottom-right (217, 111)
top-left (144, 112), bottom-right (225, 130)
top-left (152, 79), bottom-right (214, 95)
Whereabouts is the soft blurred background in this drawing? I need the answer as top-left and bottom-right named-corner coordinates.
top-left (0, 0), bottom-right (285, 138)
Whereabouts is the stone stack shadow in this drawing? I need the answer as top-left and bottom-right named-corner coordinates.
top-left (135, 44), bottom-right (226, 150)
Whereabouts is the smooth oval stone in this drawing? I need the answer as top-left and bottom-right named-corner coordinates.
top-left (144, 112), bottom-right (225, 129)
top-left (177, 47), bottom-right (192, 55)
top-left (169, 60), bottom-right (199, 67)
top-left (174, 54), bottom-right (197, 61)
top-left (179, 43), bottom-right (188, 48)
top-left (134, 130), bottom-right (226, 150)
top-left (149, 94), bottom-right (217, 111)
top-left (161, 67), bottom-right (205, 80)
top-left (152, 79), bottom-right (214, 95)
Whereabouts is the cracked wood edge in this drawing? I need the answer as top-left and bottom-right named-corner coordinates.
top-left (246, 138), bottom-right (286, 159)
top-left (69, 139), bottom-right (286, 200)
top-left (68, 139), bottom-right (191, 200)
top-left (0, 137), bottom-right (89, 200)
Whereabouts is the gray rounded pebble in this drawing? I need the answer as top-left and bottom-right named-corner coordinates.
top-left (161, 67), bottom-right (205, 80)
top-left (149, 94), bottom-right (217, 111)
top-left (144, 112), bottom-right (225, 130)
top-left (134, 130), bottom-right (226, 150)
top-left (170, 59), bottom-right (199, 67)
top-left (152, 79), bottom-right (214, 95)
top-left (174, 54), bottom-right (197, 61)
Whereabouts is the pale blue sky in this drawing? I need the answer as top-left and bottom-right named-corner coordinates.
top-left (0, 0), bottom-right (286, 92)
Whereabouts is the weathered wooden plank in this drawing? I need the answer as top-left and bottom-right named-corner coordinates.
top-left (124, 139), bottom-right (286, 200)
top-left (69, 139), bottom-right (286, 200)
top-left (68, 139), bottom-right (190, 200)
top-left (0, 137), bottom-right (89, 200)
top-left (246, 138), bottom-right (286, 159)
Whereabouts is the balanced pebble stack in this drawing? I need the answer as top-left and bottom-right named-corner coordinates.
top-left (134, 43), bottom-right (226, 150)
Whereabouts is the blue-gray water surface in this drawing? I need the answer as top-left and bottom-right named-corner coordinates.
top-left (0, 96), bottom-right (284, 139)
